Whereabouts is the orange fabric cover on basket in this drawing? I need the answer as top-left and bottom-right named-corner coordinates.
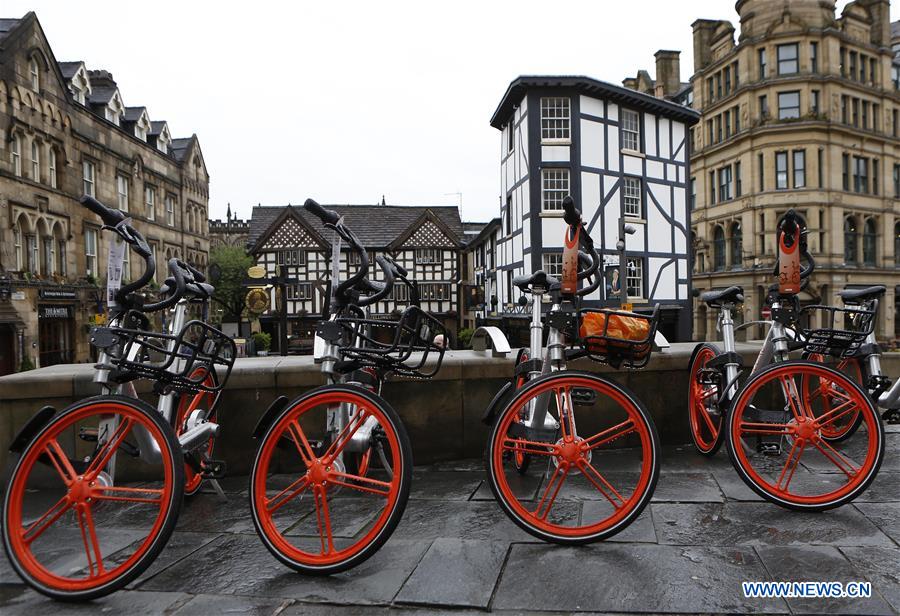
top-left (579, 311), bottom-right (650, 356)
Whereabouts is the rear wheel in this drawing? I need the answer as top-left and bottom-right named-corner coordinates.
top-left (801, 353), bottom-right (866, 442)
top-left (486, 371), bottom-right (659, 544)
top-left (687, 343), bottom-right (726, 456)
top-left (2, 396), bottom-right (183, 601)
top-left (510, 348), bottom-right (532, 475)
top-left (173, 370), bottom-right (218, 496)
top-left (250, 384), bottom-right (412, 574)
top-left (726, 361), bottom-right (883, 511)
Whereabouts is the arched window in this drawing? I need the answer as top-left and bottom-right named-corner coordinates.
top-left (47, 146), bottom-right (57, 188)
top-left (29, 56), bottom-right (40, 91)
top-left (844, 216), bottom-right (858, 264)
top-left (714, 226), bottom-right (726, 271)
top-left (895, 221), bottom-right (900, 266)
top-left (13, 222), bottom-right (22, 271)
top-left (31, 140), bottom-right (40, 183)
top-left (863, 218), bottom-right (877, 266)
top-left (10, 134), bottom-right (21, 176)
top-left (730, 222), bottom-right (743, 269)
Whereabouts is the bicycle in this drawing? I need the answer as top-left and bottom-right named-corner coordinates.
top-left (800, 285), bottom-right (900, 441)
top-left (687, 210), bottom-right (883, 510)
top-left (482, 195), bottom-right (661, 545)
top-left (3, 196), bottom-right (235, 600)
top-left (249, 199), bottom-right (446, 574)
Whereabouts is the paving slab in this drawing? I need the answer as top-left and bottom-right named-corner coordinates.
top-left (409, 469), bottom-right (483, 500)
top-left (470, 471), bottom-right (541, 501)
top-left (658, 446), bottom-right (735, 473)
top-left (175, 491), bottom-right (256, 534)
top-left (841, 546), bottom-right (900, 614)
top-left (854, 472), bottom-right (900, 503)
top-left (491, 543), bottom-right (788, 613)
top-left (652, 502), bottom-right (894, 547)
top-left (754, 544), bottom-right (894, 615)
top-left (129, 532), bottom-right (224, 589)
top-left (711, 470), bottom-right (765, 502)
top-left (393, 499), bottom-right (532, 542)
top-left (171, 593), bottom-right (292, 615)
top-left (652, 471), bottom-right (724, 502)
top-left (579, 505), bottom-right (658, 543)
top-left (395, 538), bottom-right (508, 608)
top-left (140, 533), bottom-right (430, 604)
top-left (854, 502), bottom-right (900, 544)
top-left (0, 586), bottom-right (190, 615)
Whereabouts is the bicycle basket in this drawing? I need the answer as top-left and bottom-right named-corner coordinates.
top-left (91, 319), bottom-right (236, 392)
top-left (800, 302), bottom-right (876, 358)
top-left (576, 304), bottom-right (659, 369)
top-left (335, 306), bottom-right (448, 378)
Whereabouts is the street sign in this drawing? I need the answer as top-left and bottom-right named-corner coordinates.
top-left (247, 265), bottom-right (266, 279)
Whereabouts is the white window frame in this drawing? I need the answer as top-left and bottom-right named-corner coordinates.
top-left (29, 56), bottom-right (40, 91)
top-left (277, 250), bottom-right (306, 266)
top-left (392, 283), bottom-right (410, 302)
top-left (623, 176), bottom-right (643, 217)
top-left (165, 194), bottom-right (175, 226)
top-left (542, 253), bottom-right (563, 278)
top-left (541, 168), bottom-right (570, 211)
top-left (82, 160), bottom-right (95, 197)
top-left (11, 135), bottom-right (21, 177)
top-left (145, 186), bottom-right (156, 221)
top-left (85, 228), bottom-right (98, 277)
top-left (622, 109), bottom-right (641, 152)
top-left (540, 97), bottom-right (571, 143)
top-left (626, 257), bottom-right (644, 299)
top-left (420, 283), bottom-right (451, 301)
top-left (48, 147), bottom-right (57, 188)
top-left (416, 249), bottom-right (440, 264)
top-left (14, 225), bottom-right (22, 271)
top-left (286, 283), bottom-right (313, 300)
top-left (116, 175), bottom-right (129, 212)
top-left (31, 140), bottom-right (40, 183)
top-left (26, 234), bottom-right (38, 275)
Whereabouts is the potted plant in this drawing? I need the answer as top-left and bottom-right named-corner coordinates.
top-left (252, 331), bottom-right (272, 356)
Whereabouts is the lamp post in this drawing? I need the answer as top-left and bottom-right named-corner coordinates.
top-left (617, 218), bottom-right (636, 309)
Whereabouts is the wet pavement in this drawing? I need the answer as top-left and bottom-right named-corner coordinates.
top-left (2, 429), bottom-right (899, 615)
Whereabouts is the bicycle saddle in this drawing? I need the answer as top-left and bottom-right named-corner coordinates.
top-left (838, 285), bottom-right (885, 302)
top-left (700, 286), bottom-right (744, 306)
top-left (513, 270), bottom-right (560, 293)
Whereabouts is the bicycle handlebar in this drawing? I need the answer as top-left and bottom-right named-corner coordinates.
top-left (357, 256), bottom-right (395, 307)
top-left (144, 259), bottom-right (187, 312)
top-left (775, 209), bottom-right (815, 280)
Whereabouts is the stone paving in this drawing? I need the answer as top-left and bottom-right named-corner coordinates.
top-left (1, 430), bottom-right (899, 615)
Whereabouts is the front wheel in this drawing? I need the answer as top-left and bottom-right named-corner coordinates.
top-left (250, 384), bottom-right (412, 574)
top-left (2, 396), bottom-right (184, 601)
top-left (173, 370), bottom-right (218, 496)
top-left (800, 353), bottom-right (866, 442)
top-left (486, 371), bottom-right (659, 545)
top-left (687, 343), bottom-right (726, 456)
top-left (727, 361), bottom-right (883, 511)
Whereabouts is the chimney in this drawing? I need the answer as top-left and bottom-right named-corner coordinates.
top-left (691, 20), bottom-right (720, 72)
top-left (858, 0), bottom-right (890, 47)
top-left (655, 50), bottom-right (681, 98)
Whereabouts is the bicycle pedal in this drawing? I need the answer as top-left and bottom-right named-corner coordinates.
top-left (201, 459), bottom-right (227, 480)
top-left (571, 388), bottom-right (596, 406)
top-left (757, 442), bottom-right (782, 456)
top-left (78, 427), bottom-right (99, 442)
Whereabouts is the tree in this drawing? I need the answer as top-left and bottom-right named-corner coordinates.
top-left (209, 245), bottom-right (253, 324)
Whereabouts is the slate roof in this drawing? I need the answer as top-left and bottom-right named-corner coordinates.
top-left (150, 121), bottom-right (168, 135)
top-left (249, 204), bottom-right (465, 251)
top-left (87, 86), bottom-right (118, 105)
top-left (123, 106), bottom-right (147, 122)
top-left (170, 137), bottom-right (193, 162)
top-left (58, 61), bottom-right (84, 80)
top-left (0, 18), bottom-right (20, 41)
top-left (463, 218), bottom-right (501, 250)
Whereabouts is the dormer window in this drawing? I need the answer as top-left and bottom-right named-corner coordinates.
top-left (68, 64), bottom-right (91, 105)
top-left (157, 126), bottom-right (171, 154)
top-left (29, 57), bottom-right (40, 92)
top-left (105, 90), bottom-right (125, 126)
top-left (134, 110), bottom-right (151, 142)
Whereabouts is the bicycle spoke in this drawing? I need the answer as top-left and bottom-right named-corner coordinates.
top-left (779, 376), bottom-right (808, 421)
top-left (86, 418), bottom-right (133, 479)
top-left (815, 399), bottom-right (859, 430)
top-left (75, 506), bottom-right (105, 578)
top-left (576, 460), bottom-right (626, 509)
top-left (500, 438), bottom-right (557, 457)
top-left (313, 489), bottom-right (335, 555)
top-left (534, 465), bottom-right (569, 520)
top-left (286, 420), bottom-right (317, 467)
top-left (810, 438), bottom-right (859, 479)
top-left (738, 421), bottom-right (791, 436)
top-left (44, 439), bottom-right (77, 486)
top-left (322, 408), bottom-right (369, 463)
top-left (266, 476), bottom-right (311, 514)
top-left (328, 472), bottom-right (392, 498)
top-left (22, 496), bottom-right (71, 545)
top-left (775, 438), bottom-right (805, 491)
top-left (581, 419), bottom-right (636, 451)
top-left (696, 400), bottom-right (719, 435)
top-left (92, 485), bottom-right (164, 505)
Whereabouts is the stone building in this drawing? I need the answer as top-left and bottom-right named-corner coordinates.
top-left (459, 218), bottom-right (500, 331)
top-left (0, 12), bottom-right (210, 374)
top-left (210, 204), bottom-right (250, 249)
top-left (627, 0), bottom-right (900, 342)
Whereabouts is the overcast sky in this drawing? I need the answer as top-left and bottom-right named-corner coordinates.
top-left (6, 1), bottom-right (888, 222)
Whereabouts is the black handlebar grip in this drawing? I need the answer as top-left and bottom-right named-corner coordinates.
top-left (80, 195), bottom-right (126, 227)
top-left (562, 195), bottom-right (581, 227)
top-left (304, 199), bottom-right (341, 225)
top-left (357, 256), bottom-right (395, 307)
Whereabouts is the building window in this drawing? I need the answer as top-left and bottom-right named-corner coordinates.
top-left (57, 240), bottom-right (66, 276)
top-left (690, 177), bottom-right (696, 210)
top-left (853, 156), bottom-right (869, 194)
top-left (29, 56), bottom-right (40, 91)
top-left (420, 283), bottom-right (451, 301)
top-left (26, 235), bottom-right (38, 274)
top-left (116, 175), bottom-right (129, 212)
top-left (730, 222), bottom-right (743, 269)
top-left (842, 153), bottom-right (850, 190)
top-left (716, 73), bottom-right (722, 99)
top-left (505, 195), bottom-right (512, 235)
top-left (85, 227), bottom-right (98, 276)
top-left (793, 150), bottom-right (806, 188)
top-left (277, 250), bottom-right (306, 266)
top-left (718, 166), bottom-right (733, 202)
top-left (777, 43), bottom-right (799, 75)
top-left (625, 258), bottom-right (643, 298)
top-left (724, 66), bottom-right (731, 94)
top-left (507, 121), bottom-right (514, 152)
top-left (873, 159), bottom-right (879, 196)
top-left (165, 195), bottom-right (175, 226)
top-left (810, 42), bottom-right (818, 73)
top-left (849, 51), bottom-right (858, 81)
top-left (13, 225), bottom-right (22, 271)
top-left (540, 97), bottom-right (570, 142)
top-left (758, 48), bottom-right (767, 79)
top-left (30, 140), bottom-right (40, 183)
top-left (542, 253), bottom-right (563, 278)
top-left (811, 90), bottom-right (819, 115)
top-left (709, 170), bottom-right (716, 205)
top-left (733, 105), bottom-right (740, 133)
top-left (541, 168), bottom-right (569, 211)
top-left (818, 149), bottom-right (824, 188)
top-left (48, 147), bottom-right (57, 188)
top-left (42, 237), bottom-right (53, 276)
top-left (735, 161), bottom-right (742, 197)
top-left (775, 152), bottom-right (789, 189)
top-left (392, 283), bottom-right (409, 303)
top-left (286, 283), bottom-right (313, 300)
top-left (778, 91), bottom-right (800, 120)
top-left (895, 222), bottom-right (900, 266)
top-left (621, 109), bottom-right (641, 152)
top-left (623, 176), bottom-right (643, 217)
top-left (894, 164), bottom-right (900, 198)
top-left (11, 135), bottom-right (21, 176)
top-left (82, 161), bottom-right (95, 197)
top-left (758, 153), bottom-right (765, 191)
top-left (713, 226), bottom-right (726, 271)
top-left (145, 186), bottom-right (155, 220)
top-left (863, 219), bottom-right (877, 266)
top-left (759, 95), bottom-right (768, 119)
top-left (416, 249), bottom-right (440, 264)
top-left (844, 217), bottom-right (858, 264)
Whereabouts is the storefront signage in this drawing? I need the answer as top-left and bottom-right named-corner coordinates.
top-left (11, 291), bottom-right (26, 301)
top-left (39, 305), bottom-right (73, 319)
top-left (39, 289), bottom-right (78, 300)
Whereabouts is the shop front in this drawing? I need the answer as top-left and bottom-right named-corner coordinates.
top-left (38, 299), bottom-right (75, 367)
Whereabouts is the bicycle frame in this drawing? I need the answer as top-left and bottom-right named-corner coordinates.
top-left (519, 289), bottom-right (566, 437)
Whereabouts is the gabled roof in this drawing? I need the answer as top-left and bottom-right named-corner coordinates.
top-left (87, 86), bottom-right (118, 105)
top-left (170, 137), bottom-right (193, 162)
top-left (248, 204), bottom-right (465, 250)
top-left (248, 205), bottom-right (328, 254)
top-left (58, 61), bottom-right (84, 80)
top-left (490, 75), bottom-right (701, 128)
top-left (123, 106), bottom-right (148, 122)
top-left (463, 218), bottom-right (501, 250)
top-left (0, 17), bottom-right (20, 41)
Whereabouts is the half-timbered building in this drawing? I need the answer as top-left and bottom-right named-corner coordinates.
top-left (247, 204), bottom-right (464, 352)
top-left (489, 76), bottom-right (701, 341)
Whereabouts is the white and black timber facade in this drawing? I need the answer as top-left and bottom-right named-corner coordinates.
top-left (489, 76), bottom-right (701, 341)
top-left (247, 204), bottom-right (464, 351)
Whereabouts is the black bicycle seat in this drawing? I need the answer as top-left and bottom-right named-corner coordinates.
top-left (513, 270), bottom-right (560, 293)
top-left (700, 286), bottom-right (744, 306)
top-left (838, 285), bottom-right (885, 303)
